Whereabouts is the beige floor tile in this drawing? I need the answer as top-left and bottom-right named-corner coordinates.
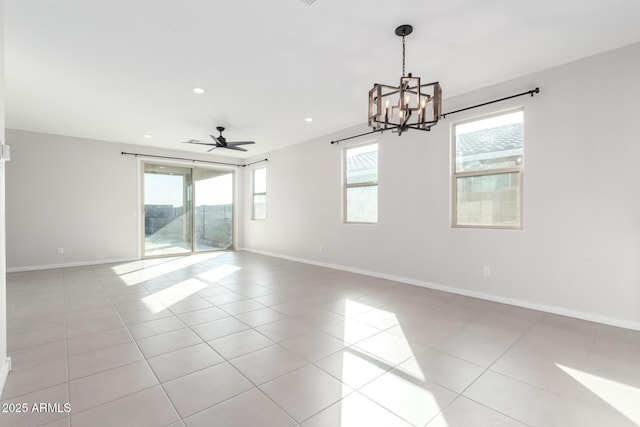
top-left (233, 307), bottom-right (287, 327)
top-left (426, 396), bottom-right (527, 426)
top-left (2, 359), bottom-right (68, 400)
top-left (359, 367), bottom-right (457, 426)
top-left (556, 378), bottom-right (640, 427)
top-left (69, 360), bottom-right (158, 412)
top-left (7, 325), bottom-right (66, 352)
top-left (71, 386), bottom-right (179, 427)
top-left (255, 317), bottom-right (314, 342)
top-left (463, 370), bottom-right (565, 426)
top-left (354, 331), bottom-right (422, 366)
top-left (163, 363), bottom-right (253, 418)
top-left (147, 343), bottom-right (224, 382)
top-left (190, 317), bottom-right (249, 341)
top-left (167, 297), bottom-right (213, 315)
top-left (128, 316), bottom-right (186, 340)
top-left (183, 388), bottom-right (296, 427)
top-left (66, 327), bottom-right (133, 357)
top-left (280, 330), bottom-right (346, 362)
top-left (434, 332), bottom-right (505, 367)
top-left (490, 347), bottom-right (582, 396)
top-left (230, 344), bottom-right (309, 385)
top-left (397, 348), bottom-right (485, 393)
top-left (136, 328), bottom-right (203, 358)
top-left (218, 299), bottom-right (267, 315)
top-left (314, 347), bottom-right (391, 389)
top-left (68, 342), bottom-right (143, 380)
top-left (176, 306), bottom-right (229, 326)
top-left (320, 318), bottom-right (381, 345)
top-left (208, 329), bottom-right (274, 359)
top-left (302, 391), bottom-right (413, 427)
top-left (355, 308), bottom-right (401, 329)
top-left (260, 365), bottom-right (352, 422)
top-left (8, 340), bottom-right (67, 371)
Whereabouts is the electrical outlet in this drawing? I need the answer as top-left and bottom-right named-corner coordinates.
top-left (57, 247), bottom-right (64, 255)
top-left (483, 266), bottom-right (491, 277)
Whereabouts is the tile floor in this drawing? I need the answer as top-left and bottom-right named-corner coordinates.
top-left (1, 251), bottom-right (639, 427)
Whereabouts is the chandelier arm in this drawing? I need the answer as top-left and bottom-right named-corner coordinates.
top-left (415, 127), bottom-right (433, 132)
top-left (406, 123), bottom-right (434, 131)
top-left (377, 88), bottom-right (402, 97)
top-left (372, 84), bottom-right (401, 91)
top-left (401, 110), bottom-right (412, 127)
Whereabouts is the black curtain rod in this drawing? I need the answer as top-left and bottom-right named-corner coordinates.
top-left (440, 87), bottom-right (539, 119)
top-left (245, 158), bottom-right (269, 167)
top-left (329, 124), bottom-right (431, 145)
top-left (120, 151), bottom-right (268, 168)
top-left (330, 87), bottom-right (540, 144)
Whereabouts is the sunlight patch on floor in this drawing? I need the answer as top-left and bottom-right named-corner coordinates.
top-left (141, 277), bottom-right (208, 313)
top-left (557, 363), bottom-right (640, 425)
top-left (114, 253), bottom-right (224, 286)
top-left (339, 300), bottom-right (432, 426)
top-left (196, 263), bottom-right (241, 283)
top-left (139, 263), bottom-right (241, 313)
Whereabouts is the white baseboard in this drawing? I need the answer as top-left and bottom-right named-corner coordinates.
top-left (242, 248), bottom-right (640, 332)
top-left (6, 257), bottom-right (137, 273)
top-left (0, 357), bottom-right (11, 396)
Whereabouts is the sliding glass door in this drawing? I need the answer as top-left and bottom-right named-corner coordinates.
top-left (143, 163), bottom-right (233, 257)
top-left (194, 169), bottom-right (233, 252)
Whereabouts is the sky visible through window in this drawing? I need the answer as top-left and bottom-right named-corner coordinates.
top-left (145, 173), bottom-right (232, 207)
top-left (456, 110), bottom-right (523, 135)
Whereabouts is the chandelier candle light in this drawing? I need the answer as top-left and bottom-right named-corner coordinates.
top-left (368, 25), bottom-right (442, 135)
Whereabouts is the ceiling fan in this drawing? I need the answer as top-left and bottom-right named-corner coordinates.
top-left (182, 126), bottom-right (256, 152)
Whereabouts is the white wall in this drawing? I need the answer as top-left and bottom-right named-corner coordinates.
top-left (5, 131), bottom-right (243, 270)
top-left (243, 43), bottom-right (640, 329)
top-left (6, 131), bottom-right (139, 268)
top-left (0, 0), bottom-right (10, 391)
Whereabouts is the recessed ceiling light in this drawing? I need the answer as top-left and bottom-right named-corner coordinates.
top-left (143, 134), bottom-right (152, 139)
top-left (305, 117), bottom-right (314, 122)
top-left (193, 87), bottom-right (205, 94)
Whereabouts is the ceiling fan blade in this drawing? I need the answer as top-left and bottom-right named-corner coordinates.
top-left (182, 140), bottom-right (216, 146)
top-left (206, 146), bottom-right (217, 152)
top-left (224, 145), bottom-right (248, 152)
top-left (227, 141), bottom-right (255, 146)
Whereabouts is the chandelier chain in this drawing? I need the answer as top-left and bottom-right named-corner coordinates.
top-left (402, 35), bottom-right (406, 77)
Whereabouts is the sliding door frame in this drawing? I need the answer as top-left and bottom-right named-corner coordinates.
top-left (138, 158), bottom-right (237, 259)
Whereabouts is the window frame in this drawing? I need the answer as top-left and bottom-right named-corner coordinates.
top-left (451, 108), bottom-right (524, 230)
top-left (343, 142), bottom-right (378, 224)
top-left (251, 166), bottom-right (267, 221)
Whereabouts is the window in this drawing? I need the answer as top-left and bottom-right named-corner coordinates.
top-left (453, 110), bottom-right (524, 228)
top-left (252, 167), bottom-right (267, 220)
top-left (344, 143), bottom-right (378, 223)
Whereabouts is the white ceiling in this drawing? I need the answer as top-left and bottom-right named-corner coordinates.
top-left (5, 0), bottom-right (640, 158)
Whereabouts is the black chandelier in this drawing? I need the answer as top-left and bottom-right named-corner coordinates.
top-left (368, 25), bottom-right (442, 135)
